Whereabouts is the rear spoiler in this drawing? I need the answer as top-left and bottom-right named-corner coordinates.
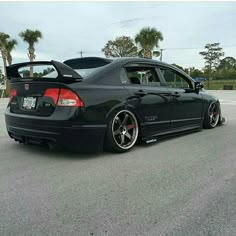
top-left (6, 60), bottom-right (82, 80)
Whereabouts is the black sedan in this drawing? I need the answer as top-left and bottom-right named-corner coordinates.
top-left (5, 57), bottom-right (225, 152)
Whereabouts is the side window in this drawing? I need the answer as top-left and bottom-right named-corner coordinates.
top-left (125, 66), bottom-right (161, 86)
top-left (161, 68), bottom-right (193, 89)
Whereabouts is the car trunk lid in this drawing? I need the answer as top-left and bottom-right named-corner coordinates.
top-left (7, 61), bottom-right (84, 116)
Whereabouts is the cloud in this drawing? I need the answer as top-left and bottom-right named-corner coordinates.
top-left (111, 17), bottom-right (146, 28)
top-left (0, 2), bottom-right (236, 69)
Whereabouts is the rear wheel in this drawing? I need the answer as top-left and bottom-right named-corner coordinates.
top-left (105, 110), bottom-right (139, 153)
top-left (203, 102), bottom-right (220, 129)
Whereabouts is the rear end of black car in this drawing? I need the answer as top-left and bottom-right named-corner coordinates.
top-left (5, 60), bottom-right (107, 152)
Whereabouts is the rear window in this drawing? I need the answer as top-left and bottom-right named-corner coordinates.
top-left (74, 66), bottom-right (106, 78)
top-left (64, 57), bottom-right (113, 78)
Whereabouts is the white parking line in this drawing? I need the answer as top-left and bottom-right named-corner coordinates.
top-left (220, 99), bottom-right (236, 104)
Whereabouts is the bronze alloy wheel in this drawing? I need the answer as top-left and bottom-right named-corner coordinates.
top-left (112, 110), bottom-right (139, 150)
top-left (208, 102), bottom-right (220, 128)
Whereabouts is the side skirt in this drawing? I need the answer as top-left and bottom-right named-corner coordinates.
top-left (143, 125), bottom-right (202, 143)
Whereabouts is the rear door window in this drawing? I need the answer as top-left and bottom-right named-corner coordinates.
top-left (125, 66), bottom-right (161, 86)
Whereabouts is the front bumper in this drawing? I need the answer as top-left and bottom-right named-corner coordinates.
top-left (5, 112), bottom-right (106, 152)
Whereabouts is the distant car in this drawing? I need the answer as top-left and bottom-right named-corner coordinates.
top-left (5, 57), bottom-right (225, 153)
top-left (194, 77), bottom-right (207, 82)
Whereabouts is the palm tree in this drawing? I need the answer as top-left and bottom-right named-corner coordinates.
top-left (0, 32), bottom-right (10, 80)
top-left (135, 27), bottom-right (163, 59)
top-left (6, 39), bottom-right (17, 65)
top-left (19, 29), bottom-right (43, 76)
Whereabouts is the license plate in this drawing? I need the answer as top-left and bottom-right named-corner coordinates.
top-left (23, 97), bottom-right (37, 110)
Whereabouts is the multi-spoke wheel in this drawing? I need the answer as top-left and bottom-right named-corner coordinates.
top-left (105, 110), bottom-right (139, 152)
top-left (203, 102), bottom-right (220, 129)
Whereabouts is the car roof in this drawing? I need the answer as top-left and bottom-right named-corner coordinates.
top-left (108, 57), bottom-right (191, 77)
top-left (64, 56), bottom-right (172, 68)
top-left (63, 57), bottom-right (193, 84)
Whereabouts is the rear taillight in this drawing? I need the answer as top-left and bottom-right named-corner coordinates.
top-left (44, 88), bottom-right (60, 104)
top-left (9, 89), bottom-right (17, 102)
top-left (44, 88), bottom-right (84, 107)
top-left (57, 89), bottom-right (84, 107)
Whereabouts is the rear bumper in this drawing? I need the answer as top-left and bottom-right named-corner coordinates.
top-left (5, 112), bottom-right (106, 152)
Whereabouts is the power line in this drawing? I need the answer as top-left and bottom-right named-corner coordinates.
top-left (158, 44), bottom-right (236, 63)
top-left (161, 44), bottom-right (236, 51)
top-left (74, 44), bottom-right (236, 59)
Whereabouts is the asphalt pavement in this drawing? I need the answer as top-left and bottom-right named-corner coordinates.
top-left (0, 91), bottom-right (236, 236)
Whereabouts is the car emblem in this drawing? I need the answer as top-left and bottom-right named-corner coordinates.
top-left (25, 84), bottom-right (29, 90)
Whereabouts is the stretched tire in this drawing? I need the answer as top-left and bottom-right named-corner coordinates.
top-left (203, 102), bottom-right (220, 129)
top-left (104, 110), bottom-right (139, 153)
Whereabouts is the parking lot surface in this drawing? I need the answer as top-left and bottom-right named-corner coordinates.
top-left (0, 91), bottom-right (236, 235)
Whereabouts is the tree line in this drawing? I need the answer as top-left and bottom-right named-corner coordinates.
top-left (102, 30), bottom-right (236, 83)
top-left (1, 27), bottom-right (236, 88)
top-left (174, 43), bottom-right (236, 88)
top-left (102, 27), bottom-right (163, 58)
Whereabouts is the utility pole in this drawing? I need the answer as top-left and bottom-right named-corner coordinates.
top-left (78, 51), bottom-right (84, 58)
top-left (160, 49), bottom-right (164, 62)
top-left (208, 62), bottom-right (212, 90)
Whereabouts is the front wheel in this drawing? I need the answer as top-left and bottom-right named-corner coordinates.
top-left (203, 102), bottom-right (220, 129)
top-left (104, 110), bottom-right (139, 153)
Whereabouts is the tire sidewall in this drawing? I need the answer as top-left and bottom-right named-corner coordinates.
top-left (104, 109), bottom-right (139, 153)
top-left (203, 102), bottom-right (220, 129)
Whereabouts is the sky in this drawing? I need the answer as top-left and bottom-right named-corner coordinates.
top-left (1, 1), bottom-right (236, 70)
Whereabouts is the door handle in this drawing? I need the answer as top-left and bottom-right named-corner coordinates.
top-left (134, 90), bottom-right (147, 96)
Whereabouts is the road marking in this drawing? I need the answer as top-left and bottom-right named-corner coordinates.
top-left (221, 102), bottom-right (236, 105)
top-left (220, 99), bottom-right (236, 104)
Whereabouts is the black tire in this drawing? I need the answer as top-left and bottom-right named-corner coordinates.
top-left (104, 110), bottom-right (139, 153)
top-left (203, 102), bottom-right (220, 129)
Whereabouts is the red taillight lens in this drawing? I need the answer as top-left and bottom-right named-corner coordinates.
top-left (44, 88), bottom-right (84, 107)
top-left (10, 89), bottom-right (17, 102)
top-left (57, 89), bottom-right (84, 107)
top-left (44, 88), bottom-right (60, 104)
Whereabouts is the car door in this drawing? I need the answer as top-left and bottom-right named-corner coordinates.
top-left (121, 63), bottom-right (172, 136)
top-left (158, 66), bottom-right (203, 129)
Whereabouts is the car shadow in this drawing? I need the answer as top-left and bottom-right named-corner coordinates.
top-left (13, 142), bottom-right (99, 159)
top-left (11, 127), bottom-right (221, 159)
top-left (14, 142), bottom-right (125, 160)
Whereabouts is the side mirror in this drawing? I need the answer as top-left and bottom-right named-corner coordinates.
top-left (195, 81), bottom-right (204, 92)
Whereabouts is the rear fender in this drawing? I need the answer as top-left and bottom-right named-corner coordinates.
top-left (104, 102), bottom-right (143, 138)
top-left (105, 101), bottom-right (141, 122)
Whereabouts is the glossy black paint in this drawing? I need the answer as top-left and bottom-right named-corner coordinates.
top-left (5, 57), bottom-right (223, 151)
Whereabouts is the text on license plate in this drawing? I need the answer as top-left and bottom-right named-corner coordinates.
top-left (23, 97), bottom-right (37, 110)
